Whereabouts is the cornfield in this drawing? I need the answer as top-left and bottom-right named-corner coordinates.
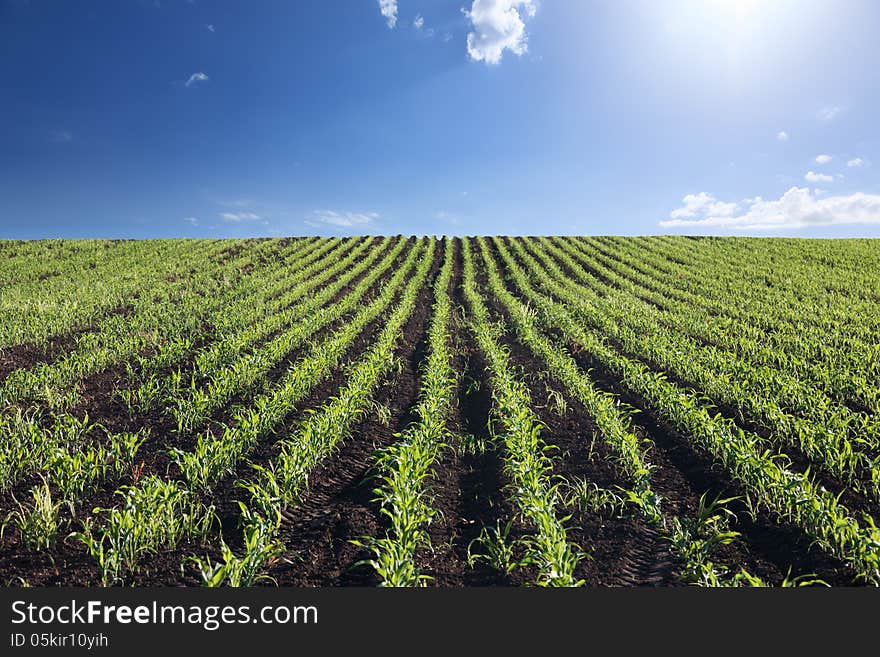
top-left (0, 235), bottom-right (878, 587)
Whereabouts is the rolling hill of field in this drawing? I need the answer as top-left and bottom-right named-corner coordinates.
top-left (0, 235), bottom-right (878, 586)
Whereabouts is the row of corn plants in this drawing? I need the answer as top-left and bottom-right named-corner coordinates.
top-left (0, 239), bottom-right (327, 494)
top-left (128, 236), bottom-right (368, 416)
top-left (73, 476), bottom-right (215, 585)
top-left (360, 238), bottom-right (456, 586)
top-left (0, 238), bottom-right (290, 411)
top-left (166, 236), bottom-right (401, 434)
top-left (565, 236), bottom-right (880, 414)
top-left (460, 237), bottom-right (583, 587)
top-left (559, 235), bottom-right (880, 448)
top-left (566, 235), bottom-right (878, 383)
top-left (0, 238), bottom-right (227, 349)
top-left (0, 414), bottom-right (145, 553)
top-left (591, 234), bottom-right (880, 415)
top-left (0, 239), bottom-right (141, 289)
top-left (0, 409), bottom-right (144, 496)
top-left (630, 234), bottom-right (880, 312)
top-left (592, 235), bottom-right (880, 341)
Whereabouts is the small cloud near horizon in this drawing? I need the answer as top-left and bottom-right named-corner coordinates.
top-left (218, 199), bottom-right (253, 208)
top-left (662, 187), bottom-right (880, 231)
top-left (219, 212), bottom-right (261, 222)
top-left (308, 210), bottom-right (379, 228)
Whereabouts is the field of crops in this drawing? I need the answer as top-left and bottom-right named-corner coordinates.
top-left (0, 235), bottom-right (878, 587)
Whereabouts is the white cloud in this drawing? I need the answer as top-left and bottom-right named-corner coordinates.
top-left (378, 0), bottom-right (398, 28)
top-left (847, 158), bottom-right (865, 168)
top-left (661, 187), bottom-right (880, 230)
top-left (219, 212), bottom-right (261, 222)
top-left (668, 192), bottom-right (738, 220)
top-left (805, 171), bottom-right (833, 183)
top-left (206, 24), bottom-right (215, 32)
top-left (412, 13), bottom-right (435, 37)
top-left (185, 72), bottom-right (209, 87)
top-left (814, 154), bottom-right (832, 164)
top-left (309, 210), bottom-right (379, 227)
top-left (50, 130), bottom-right (72, 143)
top-left (183, 217), bottom-right (199, 226)
top-left (817, 106), bottom-right (841, 121)
top-left (465, 0), bottom-right (536, 65)
top-left (776, 131), bottom-right (789, 142)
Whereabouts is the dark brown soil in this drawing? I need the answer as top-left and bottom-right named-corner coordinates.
top-left (428, 335), bottom-right (524, 585)
top-left (0, 331), bottom-right (87, 385)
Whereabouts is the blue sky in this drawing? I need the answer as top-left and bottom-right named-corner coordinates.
top-left (2, 0), bottom-right (879, 239)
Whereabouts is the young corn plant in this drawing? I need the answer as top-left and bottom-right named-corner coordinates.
top-left (467, 520), bottom-right (523, 576)
top-left (458, 433), bottom-right (490, 456)
top-left (74, 476), bottom-right (215, 585)
top-left (1, 479), bottom-right (63, 551)
top-left (189, 523), bottom-right (282, 587)
top-left (563, 479), bottom-right (627, 518)
top-left (668, 493), bottom-right (747, 586)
